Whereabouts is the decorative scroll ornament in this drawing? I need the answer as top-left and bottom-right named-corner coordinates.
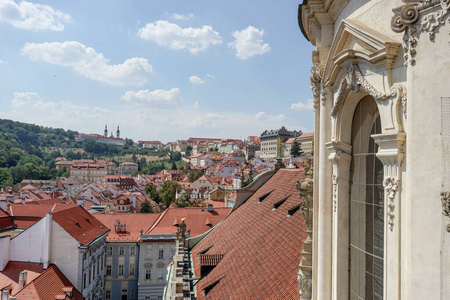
top-left (384, 176), bottom-right (399, 231)
top-left (310, 64), bottom-right (324, 109)
top-left (392, 0), bottom-right (450, 45)
top-left (332, 174), bottom-right (338, 212)
top-left (331, 65), bottom-right (391, 116)
top-left (298, 270), bottom-right (312, 299)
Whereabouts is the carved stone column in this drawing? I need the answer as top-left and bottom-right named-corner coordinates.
top-left (373, 132), bottom-right (405, 299)
top-left (297, 158), bottom-right (314, 300)
top-left (326, 140), bottom-right (352, 300)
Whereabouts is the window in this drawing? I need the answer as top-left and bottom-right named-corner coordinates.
top-left (119, 246), bottom-right (124, 255)
top-left (349, 97), bottom-right (384, 299)
top-left (105, 290), bottom-right (111, 300)
top-left (130, 289), bottom-right (135, 299)
top-left (106, 265), bottom-right (111, 276)
top-left (129, 264), bottom-right (135, 276)
top-left (93, 265), bottom-right (95, 278)
top-left (157, 296), bottom-right (162, 300)
top-left (130, 246), bottom-right (136, 256)
top-left (158, 268), bottom-right (164, 279)
top-left (145, 268), bottom-right (151, 280)
top-left (145, 297), bottom-right (150, 300)
top-left (89, 268), bottom-right (91, 284)
top-left (146, 249), bottom-right (151, 259)
top-left (107, 247), bottom-right (112, 256)
top-left (159, 249), bottom-right (164, 259)
top-left (83, 273), bottom-right (86, 289)
top-left (118, 264), bottom-right (124, 276)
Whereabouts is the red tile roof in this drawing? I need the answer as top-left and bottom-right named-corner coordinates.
top-left (52, 206), bottom-right (109, 245)
top-left (0, 262), bottom-right (45, 296)
top-left (191, 169), bottom-right (306, 299)
top-left (146, 207), bottom-right (230, 237)
top-left (94, 213), bottom-right (161, 241)
top-left (13, 264), bottom-right (83, 300)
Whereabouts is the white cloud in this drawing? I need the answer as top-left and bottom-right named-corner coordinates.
top-left (138, 20), bottom-right (222, 54)
top-left (171, 13), bottom-right (194, 20)
top-left (0, 59), bottom-right (4, 64)
top-left (21, 41), bottom-right (153, 86)
top-left (189, 75), bottom-right (205, 84)
top-left (0, 0), bottom-right (72, 31)
top-left (206, 74), bottom-right (214, 79)
top-left (7, 92), bottom-right (111, 131)
top-left (228, 26), bottom-right (270, 59)
top-left (290, 99), bottom-right (314, 111)
top-left (254, 111), bottom-right (286, 122)
top-left (121, 88), bottom-right (183, 109)
top-left (193, 101), bottom-right (199, 108)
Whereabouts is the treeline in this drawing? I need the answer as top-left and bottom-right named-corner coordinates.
top-left (0, 119), bottom-right (185, 190)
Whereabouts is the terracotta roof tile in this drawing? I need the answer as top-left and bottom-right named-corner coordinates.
top-left (14, 264), bottom-right (83, 300)
top-left (147, 207), bottom-right (230, 237)
top-left (94, 213), bottom-right (160, 242)
top-left (0, 262), bottom-right (45, 295)
top-left (52, 206), bottom-right (109, 245)
top-left (191, 169), bottom-right (306, 299)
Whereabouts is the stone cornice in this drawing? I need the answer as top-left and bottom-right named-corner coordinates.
top-left (300, 0), bottom-right (350, 46)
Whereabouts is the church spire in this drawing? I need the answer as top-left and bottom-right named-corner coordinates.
top-left (116, 124), bottom-right (120, 139)
top-left (104, 123), bottom-right (108, 137)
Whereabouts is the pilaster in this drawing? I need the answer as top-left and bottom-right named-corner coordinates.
top-left (326, 141), bottom-right (352, 300)
top-left (373, 132), bottom-right (406, 300)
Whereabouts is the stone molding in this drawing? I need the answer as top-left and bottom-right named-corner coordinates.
top-left (392, 0), bottom-right (449, 65)
top-left (331, 64), bottom-right (390, 117)
top-left (332, 174), bottom-right (338, 212)
top-left (373, 132), bottom-right (406, 232)
top-left (442, 191), bottom-right (450, 217)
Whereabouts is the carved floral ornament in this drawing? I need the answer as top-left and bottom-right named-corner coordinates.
top-left (310, 64), bottom-right (324, 109)
top-left (330, 64), bottom-right (407, 118)
top-left (391, 0), bottom-right (450, 65)
top-left (384, 176), bottom-right (399, 231)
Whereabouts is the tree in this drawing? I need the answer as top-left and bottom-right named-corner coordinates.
top-left (290, 140), bottom-right (303, 157)
top-left (140, 200), bottom-right (154, 213)
top-left (160, 180), bottom-right (179, 207)
top-left (144, 182), bottom-right (161, 203)
top-left (171, 162), bottom-right (177, 170)
top-left (185, 145), bottom-right (192, 156)
top-left (0, 168), bottom-right (13, 189)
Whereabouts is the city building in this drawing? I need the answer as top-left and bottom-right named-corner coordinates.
top-left (259, 126), bottom-right (302, 159)
top-left (76, 125), bottom-right (125, 146)
top-left (299, 0), bottom-right (450, 298)
top-left (119, 163), bottom-right (139, 176)
top-left (94, 214), bottom-right (161, 300)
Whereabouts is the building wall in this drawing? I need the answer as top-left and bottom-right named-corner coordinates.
top-left (138, 242), bottom-right (175, 300)
top-left (105, 243), bottom-right (139, 300)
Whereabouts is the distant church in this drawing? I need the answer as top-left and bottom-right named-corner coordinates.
top-left (76, 124), bottom-right (125, 146)
top-left (299, 0), bottom-right (450, 299)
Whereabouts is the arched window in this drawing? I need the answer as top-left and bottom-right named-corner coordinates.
top-left (349, 96), bottom-right (384, 299)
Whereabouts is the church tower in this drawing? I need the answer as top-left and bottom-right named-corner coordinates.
top-left (116, 125), bottom-right (120, 139)
top-left (104, 124), bottom-right (108, 137)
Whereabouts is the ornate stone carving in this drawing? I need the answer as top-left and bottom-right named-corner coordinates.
top-left (297, 269), bottom-right (312, 299)
top-left (441, 191), bottom-right (450, 216)
top-left (392, 0), bottom-right (450, 42)
top-left (332, 174), bottom-right (338, 212)
top-left (310, 64), bottom-right (324, 109)
top-left (331, 65), bottom-right (390, 116)
top-left (384, 176), bottom-right (399, 231)
top-left (296, 156), bottom-right (314, 300)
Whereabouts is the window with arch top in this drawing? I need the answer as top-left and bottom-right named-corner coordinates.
top-left (349, 96), bottom-right (384, 300)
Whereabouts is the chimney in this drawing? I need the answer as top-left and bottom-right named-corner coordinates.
top-left (207, 203), bottom-right (213, 212)
top-left (0, 199), bottom-right (6, 212)
top-left (20, 197), bottom-right (25, 205)
top-left (1, 290), bottom-right (9, 300)
top-left (18, 271), bottom-right (27, 290)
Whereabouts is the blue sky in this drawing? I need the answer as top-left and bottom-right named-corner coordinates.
top-left (0, 0), bottom-right (315, 143)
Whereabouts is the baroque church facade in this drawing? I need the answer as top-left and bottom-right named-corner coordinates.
top-left (299, 0), bottom-right (450, 299)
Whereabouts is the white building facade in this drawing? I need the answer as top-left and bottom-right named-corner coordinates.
top-left (299, 0), bottom-right (450, 299)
